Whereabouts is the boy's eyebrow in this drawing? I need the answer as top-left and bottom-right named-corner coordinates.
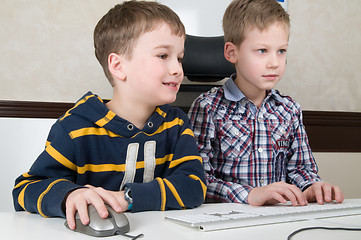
top-left (154, 44), bottom-right (174, 50)
top-left (254, 42), bottom-right (289, 48)
top-left (153, 44), bottom-right (185, 53)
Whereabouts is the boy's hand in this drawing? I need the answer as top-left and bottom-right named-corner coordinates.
top-left (247, 182), bottom-right (308, 206)
top-left (303, 182), bottom-right (344, 204)
top-left (65, 185), bottom-right (128, 230)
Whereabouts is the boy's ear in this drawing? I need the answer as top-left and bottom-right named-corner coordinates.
top-left (224, 42), bottom-right (238, 64)
top-left (108, 53), bottom-right (126, 81)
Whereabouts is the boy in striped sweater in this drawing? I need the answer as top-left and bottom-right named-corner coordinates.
top-left (13, 1), bottom-right (206, 230)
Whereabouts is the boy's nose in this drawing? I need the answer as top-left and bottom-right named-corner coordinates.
top-left (267, 53), bottom-right (279, 68)
top-left (169, 59), bottom-right (183, 77)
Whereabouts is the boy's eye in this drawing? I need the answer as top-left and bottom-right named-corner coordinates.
top-left (278, 49), bottom-right (287, 54)
top-left (178, 57), bottom-right (183, 63)
top-left (257, 49), bottom-right (267, 54)
top-left (158, 54), bottom-right (168, 59)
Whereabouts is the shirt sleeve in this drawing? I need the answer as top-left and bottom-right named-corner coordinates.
top-left (188, 96), bottom-right (253, 203)
top-left (12, 121), bottom-right (82, 218)
top-left (286, 105), bottom-right (322, 190)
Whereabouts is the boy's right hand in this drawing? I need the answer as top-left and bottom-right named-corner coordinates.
top-left (65, 185), bottom-right (128, 230)
top-left (247, 182), bottom-right (308, 206)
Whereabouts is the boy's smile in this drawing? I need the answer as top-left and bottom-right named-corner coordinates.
top-left (162, 81), bottom-right (179, 90)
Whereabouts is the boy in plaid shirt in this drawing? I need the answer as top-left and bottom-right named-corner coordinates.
top-left (188, 0), bottom-right (343, 206)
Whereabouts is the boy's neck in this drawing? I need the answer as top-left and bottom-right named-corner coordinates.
top-left (248, 93), bottom-right (266, 109)
top-left (106, 95), bottom-right (155, 130)
top-left (234, 79), bottom-right (267, 109)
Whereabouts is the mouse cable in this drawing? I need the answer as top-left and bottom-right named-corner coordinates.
top-left (116, 230), bottom-right (144, 240)
top-left (287, 226), bottom-right (361, 240)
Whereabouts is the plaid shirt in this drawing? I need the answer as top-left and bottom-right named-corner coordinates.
top-left (188, 77), bottom-right (321, 203)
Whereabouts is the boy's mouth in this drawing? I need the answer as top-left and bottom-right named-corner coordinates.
top-left (163, 83), bottom-right (177, 87)
top-left (263, 74), bottom-right (278, 80)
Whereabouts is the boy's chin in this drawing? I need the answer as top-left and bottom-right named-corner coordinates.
top-left (163, 94), bottom-right (178, 104)
top-left (155, 97), bottom-right (177, 107)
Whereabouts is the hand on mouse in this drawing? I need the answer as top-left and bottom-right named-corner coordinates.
top-left (247, 182), bottom-right (308, 206)
top-left (65, 185), bottom-right (128, 230)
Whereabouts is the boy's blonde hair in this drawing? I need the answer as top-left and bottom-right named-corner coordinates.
top-left (223, 0), bottom-right (290, 46)
top-left (94, 0), bottom-right (185, 85)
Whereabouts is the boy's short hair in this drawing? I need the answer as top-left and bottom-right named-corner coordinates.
top-left (94, 0), bottom-right (185, 85)
top-left (223, 0), bottom-right (290, 46)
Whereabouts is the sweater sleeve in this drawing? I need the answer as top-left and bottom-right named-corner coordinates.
top-left (12, 121), bottom-right (82, 218)
top-left (127, 110), bottom-right (207, 212)
top-left (188, 97), bottom-right (253, 203)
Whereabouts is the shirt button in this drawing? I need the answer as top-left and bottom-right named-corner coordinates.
top-left (258, 148), bottom-right (263, 153)
top-left (260, 179), bottom-right (265, 184)
top-left (127, 124), bottom-right (134, 131)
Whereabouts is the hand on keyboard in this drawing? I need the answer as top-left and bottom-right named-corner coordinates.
top-left (165, 200), bottom-right (361, 231)
top-left (303, 182), bottom-right (344, 205)
top-left (247, 182), bottom-right (308, 206)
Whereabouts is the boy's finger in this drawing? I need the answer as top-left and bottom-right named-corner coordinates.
top-left (90, 187), bottom-right (123, 212)
top-left (333, 185), bottom-right (344, 203)
top-left (106, 198), bottom-right (124, 212)
top-left (77, 203), bottom-right (91, 226)
top-left (322, 184), bottom-right (333, 202)
top-left (314, 183), bottom-right (324, 204)
top-left (66, 205), bottom-right (77, 230)
top-left (276, 195), bottom-right (288, 205)
top-left (288, 185), bottom-right (307, 206)
top-left (91, 201), bottom-right (109, 219)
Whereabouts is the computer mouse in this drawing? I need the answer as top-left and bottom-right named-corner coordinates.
top-left (65, 204), bottom-right (130, 237)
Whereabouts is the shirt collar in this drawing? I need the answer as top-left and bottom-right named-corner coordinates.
top-left (223, 74), bottom-right (280, 103)
top-left (223, 74), bottom-right (246, 102)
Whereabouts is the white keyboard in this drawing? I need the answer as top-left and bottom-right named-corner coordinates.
top-left (165, 199), bottom-right (361, 231)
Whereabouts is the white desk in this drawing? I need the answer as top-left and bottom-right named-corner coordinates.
top-left (2, 200), bottom-right (361, 240)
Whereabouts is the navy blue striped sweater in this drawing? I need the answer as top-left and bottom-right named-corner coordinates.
top-left (13, 92), bottom-right (206, 217)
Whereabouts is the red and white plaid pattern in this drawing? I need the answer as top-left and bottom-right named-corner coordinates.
top-left (188, 77), bottom-right (321, 203)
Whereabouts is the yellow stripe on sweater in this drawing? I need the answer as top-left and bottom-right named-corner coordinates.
top-left (181, 128), bottom-right (195, 137)
top-left (70, 154), bottom-right (173, 174)
top-left (18, 180), bottom-right (41, 211)
top-left (59, 94), bottom-right (97, 121)
top-left (46, 144), bottom-right (77, 171)
top-left (45, 142), bottom-right (185, 175)
top-left (188, 174), bottom-right (207, 200)
top-left (68, 118), bottom-right (184, 139)
top-left (95, 111), bottom-right (116, 127)
top-left (37, 179), bottom-right (69, 218)
top-left (164, 179), bottom-right (185, 209)
top-left (69, 127), bottom-right (120, 139)
top-left (156, 178), bottom-right (166, 211)
top-left (169, 155), bottom-right (203, 168)
top-left (155, 107), bottom-right (167, 118)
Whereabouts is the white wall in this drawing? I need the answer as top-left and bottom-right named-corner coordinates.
top-left (315, 153), bottom-right (361, 199)
top-left (158, 0), bottom-right (233, 37)
top-left (0, 0), bottom-right (360, 111)
top-left (279, 0), bottom-right (361, 112)
top-left (0, 118), bottom-right (56, 211)
top-left (0, 0), bottom-right (121, 103)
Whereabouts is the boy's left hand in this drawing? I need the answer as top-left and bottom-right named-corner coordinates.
top-left (303, 182), bottom-right (344, 204)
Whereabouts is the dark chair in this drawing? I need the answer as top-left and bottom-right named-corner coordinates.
top-left (182, 34), bottom-right (235, 83)
top-left (176, 34), bottom-right (235, 112)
